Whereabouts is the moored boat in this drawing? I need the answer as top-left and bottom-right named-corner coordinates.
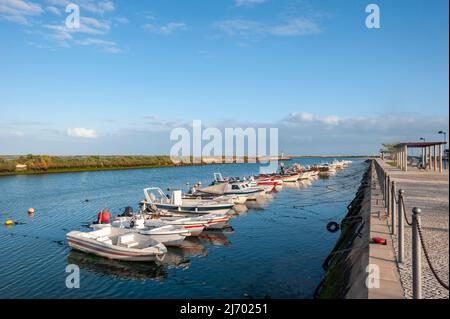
top-left (67, 227), bottom-right (167, 261)
top-left (142, 187), bottom-right (234, 215)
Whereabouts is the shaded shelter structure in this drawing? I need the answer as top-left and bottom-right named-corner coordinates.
top-left (392, 142), bottom-right (447, 172)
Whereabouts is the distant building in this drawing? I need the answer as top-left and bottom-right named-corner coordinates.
top-left (15, 164), bottom-right (27, 171)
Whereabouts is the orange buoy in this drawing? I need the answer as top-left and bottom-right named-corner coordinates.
top-left (28, 208), bottom-right (35, 214)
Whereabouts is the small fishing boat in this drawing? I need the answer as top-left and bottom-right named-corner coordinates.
top-left (257, 172), bottom-right (300, 183)
top-left (67, 227), bottom-right (167, 261)
top-left (142, 187), bottom-right (234, 215)
top-left (210, 173), bottom-right (266, 197)
top-left (110, 217), bottom-right (190, 247)
top-left (146, 217), bottom-right (206, 236)
top-left (317, 164), bottom-right (337, 177)
top-left (186, 182), bottom-right (248, 204)
top-left (147, 212), bottom-right (230, 231)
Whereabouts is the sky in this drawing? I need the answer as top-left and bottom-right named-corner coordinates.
top-left (0, 0), bottom-right (448, 155)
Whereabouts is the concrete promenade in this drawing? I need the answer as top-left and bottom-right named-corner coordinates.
top-left (369, 164), bottom-right (404, 299)
top-left (377, 159), bottom-right (449, 299)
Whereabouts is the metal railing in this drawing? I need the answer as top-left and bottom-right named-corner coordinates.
top-left (373, 159), bottom-right (449, 299)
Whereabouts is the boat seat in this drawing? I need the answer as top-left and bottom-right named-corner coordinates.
top-left (124, 241), bottom-right (139, 248)
top-left (117, 234), bottom-right (138, 248)
top-left (96, 236), bottom-right (113, 245)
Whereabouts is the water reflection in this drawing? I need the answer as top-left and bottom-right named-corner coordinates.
top-left (67, 250), bottom-right (167, 281)
top-left (282, 182), bottom-right (301, 190)
top-left (68, 231), bottom-right (233, 278)
top-left (198, 230), bottom-right (232, 246)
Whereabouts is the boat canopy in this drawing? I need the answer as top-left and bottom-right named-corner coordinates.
top-left (197, 182), bottom-right (228, 195)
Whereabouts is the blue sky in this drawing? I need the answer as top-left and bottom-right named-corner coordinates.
top-left (0, 0), bottom-right (448, 155)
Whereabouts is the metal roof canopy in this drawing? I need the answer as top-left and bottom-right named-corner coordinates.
top-left (394, 141), bottom-right (446, 148)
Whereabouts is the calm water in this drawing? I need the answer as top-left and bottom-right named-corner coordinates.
top-left (0, 158), bottom-right (368, 299)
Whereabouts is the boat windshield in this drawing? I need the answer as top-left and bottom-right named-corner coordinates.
top-left (144, 188), bottom-right (169, 204)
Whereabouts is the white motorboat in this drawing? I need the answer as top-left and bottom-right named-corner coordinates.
top-left (185, 183), bottom-right (248, 204)
top-left (317, 164), bottom-right (337, 177)
top-left (142, 187), bottom-right (234, 215)
top-left (147, 212), bottom-right (230, 231)
top-left (110, 217), bottom-right (190, 247)
top-left (67, 227), bottom-right (167, 262)
top-left (209, 173), bottom-right (266, 198)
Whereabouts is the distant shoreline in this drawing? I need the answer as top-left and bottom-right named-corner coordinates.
top-left (0, 154), bottom-right (375, 177)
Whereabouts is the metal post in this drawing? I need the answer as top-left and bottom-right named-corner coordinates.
top-left (391, 181), bottom-right (396, 222)
top-left (387, 175), bottom-right (391, 212)
top-left (390, 181), bottom-right (395, 235)
top-left (397, 188), bottom-right (404, 262)
top-left (412, 207), bottom-right (422, 299)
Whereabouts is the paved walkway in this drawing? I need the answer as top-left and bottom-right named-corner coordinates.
top-left (369, 165), bottom-right (404, 299)
top-left (377, 159), bottom-right (449, 299)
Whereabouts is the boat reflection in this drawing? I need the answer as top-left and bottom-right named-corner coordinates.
top-left (299, 180), bottom-right (312, 188)
top-left (245, 194), bottom-right (273, 210)
top-left (67, 250), bottom-right (167, 281)
top-left (282, 182), bottom-right (301, 190)
top-left (198, 230), bottom-right (232, 246)
top-left (232, 204), bottom-right (248, 214)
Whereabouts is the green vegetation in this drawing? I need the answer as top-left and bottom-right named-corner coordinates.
top-left (0, 158), bottom-right (16, 173)
top-left (0, 155), bottom-right (176, 176)
top-left (379, 142), bottom-right (399, 154)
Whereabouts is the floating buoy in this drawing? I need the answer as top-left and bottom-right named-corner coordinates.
top-left (28, 208), bottom-right (35, 214)
top-left (5, 219), bottom-right (13, 226)
top-left (371, 237), bottom-right (387, 245)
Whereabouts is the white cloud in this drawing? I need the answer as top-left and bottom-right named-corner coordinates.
top-left (115, 16), bottom-right (128, 24)
top-left (287, 112), bottom-right (340, 125)
top-left (0, 0), bottom-right (43, 24)
top-left (143, 21), bottom-right (186, 35)
top-left (46, 0), bottom-right (115, 15)
top-left (235, 0), bottom-right (266, 7)
top-left (42, 16), bottom-right (113, 48)
top-left (214, 19), bottom-right (264, 37)
top-left (46, 5), bottom-right (60, 15)
top-left (66, 128), bottom-right (98, 139)
top-left (270, 18), bottom-right (321, 36)
top-left (215, 17), bottom-right (321, 40)
top-left (75, 37), bottom-right (121, 53)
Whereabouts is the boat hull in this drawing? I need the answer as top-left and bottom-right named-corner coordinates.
top-left (67, 237), bottom-right (164, 262)
top-left (154, 203), bottom-right (233, 216)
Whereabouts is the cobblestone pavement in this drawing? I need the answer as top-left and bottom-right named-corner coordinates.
top-left (378, 160), bottom-right (449, 299)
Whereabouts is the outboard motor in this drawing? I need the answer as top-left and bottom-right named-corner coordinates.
top-left (120, 206), bottom-right (134, 217)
